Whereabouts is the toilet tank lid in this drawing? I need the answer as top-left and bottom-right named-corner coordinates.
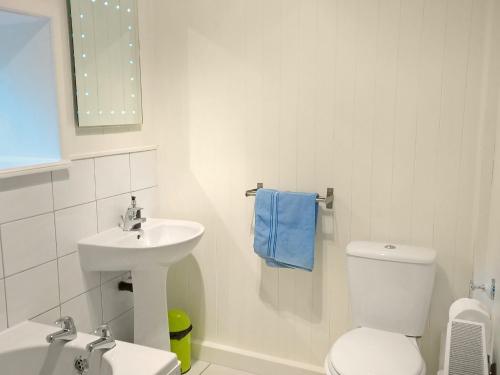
top-left (346, 241), bottom-right (436, 264)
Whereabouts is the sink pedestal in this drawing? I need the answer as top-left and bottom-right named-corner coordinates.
top-left (132, 268), bottom-right (171, 351)
top-left (78, 218), bottom-right (205, 352)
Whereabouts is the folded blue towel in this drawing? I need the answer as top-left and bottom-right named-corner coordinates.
top-left (253, 189), bottom-right (318, 271)
top-left (253, 189), bottom-right (278, 260)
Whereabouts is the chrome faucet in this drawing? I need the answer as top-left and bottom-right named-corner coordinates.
top-left (120, 196), bottom-right (146, 232)
top-left (46, 316), bottom-right (77, 343)
top-left (86, 324), bottom-right (116, 353)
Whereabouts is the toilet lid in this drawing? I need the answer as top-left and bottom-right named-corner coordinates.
top-left (328, 327), bottom-right (423, 375)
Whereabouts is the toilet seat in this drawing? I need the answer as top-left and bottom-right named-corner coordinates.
top-left (326, 327), bottom-right (424, 375)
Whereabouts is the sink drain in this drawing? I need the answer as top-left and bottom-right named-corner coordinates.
top-left (74, 356), bottom-right (89, 374)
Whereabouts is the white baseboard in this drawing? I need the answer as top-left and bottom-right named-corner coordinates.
top-left (192, 339), bottom-right (325, 375)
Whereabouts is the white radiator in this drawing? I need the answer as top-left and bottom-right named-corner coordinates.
top-left (444, 319), bottom-right (488, 375)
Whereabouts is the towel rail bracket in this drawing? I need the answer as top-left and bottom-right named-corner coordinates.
top-left (245, 183), bottom-right (334, 209)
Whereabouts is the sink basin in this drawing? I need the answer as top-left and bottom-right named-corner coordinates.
top-left (78, 218), bottom-right (204, 352)
top-left (78, 218), bottom-right (204, 271)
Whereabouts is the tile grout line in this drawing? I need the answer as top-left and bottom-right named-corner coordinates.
top-left (0, 228), bottom-right (9, 327)
top-left (199, 363), bottom-right (212, 375)
top-left (50, 172), bottom-right (63, 317)
top-left (92, 157), bottom-right (105, 325)
top-left (3, 258), bottom-right (58, 280)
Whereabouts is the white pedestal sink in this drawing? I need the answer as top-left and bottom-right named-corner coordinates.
top-left (78, 218), bottom-right (204, 351)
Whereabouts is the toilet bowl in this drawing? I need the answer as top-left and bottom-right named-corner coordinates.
top-left (324, 327), bottom-right (426, 375)
top-left (324, 242), bottom-right (437, 375)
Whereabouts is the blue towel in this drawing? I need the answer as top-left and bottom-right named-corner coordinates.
top-left (253, 189), bottom-right (318, 271)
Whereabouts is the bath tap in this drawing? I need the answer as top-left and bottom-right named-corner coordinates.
top-left (86, 324), bottom-right (116, 353)
top-left (120, 196), bottom-right (146, 232)
top-left (46, 316), bottom-right (77, 343)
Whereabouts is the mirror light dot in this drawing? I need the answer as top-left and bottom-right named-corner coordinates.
top-left (86, 111), bottom-right (91, 115)
top-left (129, 60), bottom-right (134, 64)
top-left (121, 110), bottom-right (126, 114)
top-left (128, 26), bottom-right (132, 30)
top-left (91, 0), bottom-right (96, 2)
top-left (130, 77), bottom-right (134, 81)
top-left (104, 1), bottom-right (108, 6)
top-left (127, 8), bottom-right (131, 12)
top-left (82, 53), bottom-right (87, 58)
top-left (81, 34), bottom-right (85, 38)
top-left (129, 43), bottom-right (133, 47)
top-left (80, 14), bottom-right (84, 19)
top-left (131, 94), bottom-right (136, 98)
top-left (83, 73), bottom-right (88, 77)
top-left (85, 92), bottom-right (89, 96)
top-left (116, 5), bottom-right (120, 9)
top-left (99, 110), bottom-right (103, 114)
top-left (110, 110), bottom-right (115, 114)
top-left (132, 110), bottom-right (136, 114)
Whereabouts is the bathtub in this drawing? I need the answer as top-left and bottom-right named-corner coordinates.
top-left (0, 321), bottom-right (180, 375)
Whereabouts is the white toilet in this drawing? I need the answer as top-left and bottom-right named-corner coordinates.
top-left (325, 241), bottom-right (437, 375)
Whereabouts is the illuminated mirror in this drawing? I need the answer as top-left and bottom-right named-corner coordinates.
top-left (68, 0), bottom-right (143, 127)
top-left (0, 9), bottom-right (63, 173)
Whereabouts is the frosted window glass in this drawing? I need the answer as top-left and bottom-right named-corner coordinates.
top-left (0, 10), bottom-right (62, 171)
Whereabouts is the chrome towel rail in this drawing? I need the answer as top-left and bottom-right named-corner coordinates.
top-left (245, 183), bottom-right (334, 209)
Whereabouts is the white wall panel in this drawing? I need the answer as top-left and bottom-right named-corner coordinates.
top-left (155, 0), bottom-right (489, 372)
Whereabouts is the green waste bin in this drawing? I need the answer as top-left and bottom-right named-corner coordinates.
top-left (168, 309), bottom-right (193, 374)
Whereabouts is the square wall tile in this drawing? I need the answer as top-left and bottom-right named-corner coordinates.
top-left (0, 280), bottom-right (6, 330)
top-left (95, 154), bottom-right (131, 199)
top-left (55, 202), bottom-right (97, 257)
top-left (5, 261), bottom-right (59, 326)
top-left (107, 309), bottom-right (134, 343)
top-left (58, 252), bottom-right (100, 303)
top-left (130, 150), bottom-right (157, 191)
top-left (101, 274), bottom-right (134, 322)
top-left (30, 307), bottom-right (60, 326)
top-left (132, 187), bottom-right (159, 218)
top-left (96, 193), bottom-right (130, 232)
top-left (52, 159), bottom-right (96, 210)
top-left (1, 213), bottom-right (57, 276)
top-left (61, 288), bottom-right (102, 334)
top-left (0, 173), bottom-right (53, 223)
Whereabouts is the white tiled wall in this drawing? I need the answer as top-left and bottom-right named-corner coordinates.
top-left (0, 150), bottom-right (158, 339)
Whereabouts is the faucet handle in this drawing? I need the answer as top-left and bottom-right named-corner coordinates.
top-left (93, 324), bottom-right (113, 338)
top-left (55, 316), bottom-right (76, 332)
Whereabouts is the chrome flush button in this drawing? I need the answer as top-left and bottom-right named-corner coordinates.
top-left (384, 244), bottom-right (396, 249)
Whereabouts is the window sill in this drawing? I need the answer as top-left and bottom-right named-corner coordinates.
top-left (0, 159), bottom-right (71, 179)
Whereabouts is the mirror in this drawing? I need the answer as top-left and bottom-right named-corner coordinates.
top-left (68, 0), bottom-right (143, 127)
top-left (0, 9), bottom-right (63, 172)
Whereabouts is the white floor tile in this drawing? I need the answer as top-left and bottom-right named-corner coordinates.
top-left (188, 360), bottom-right (210, 375)
top-left (202, 364), bottom-right (255, 375)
